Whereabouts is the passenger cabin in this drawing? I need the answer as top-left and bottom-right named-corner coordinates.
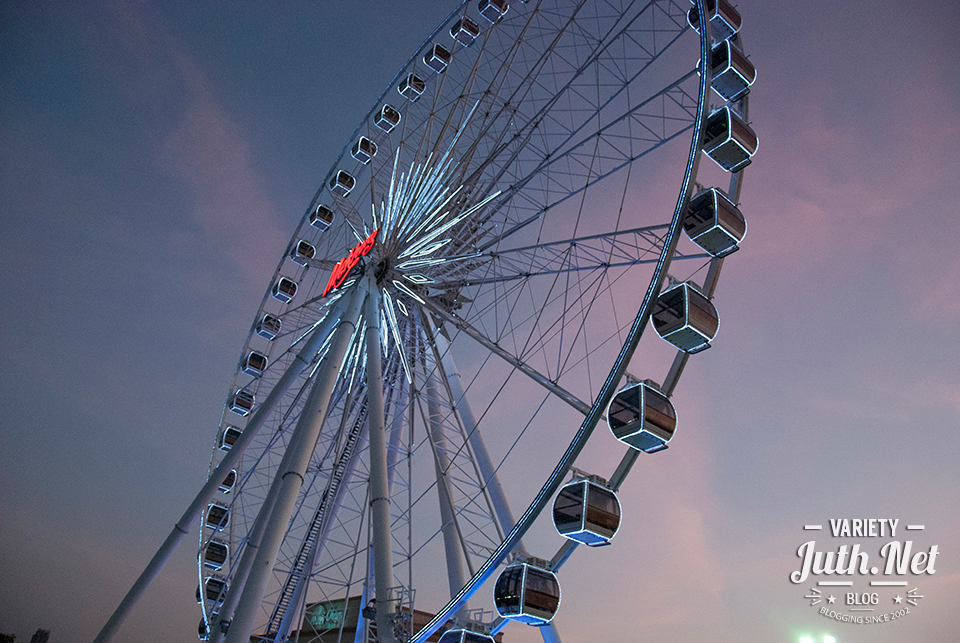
top-left (229, 389), bottom-right (255, 416)
top-left (218, 425), bottom-right (242, 451)
top-left (203, 540), bottom-right (229, 570)
top-left (206, 502), bottom-right (230, 530)
top-left (437, 630), bottom-right (495, 643)
top-left (687, 0), bottom-right (742, 42)
top-left (702, 106), bottom-right (758, 173)
top-left (710, 40), bottom-right (756, 102)
top-left (256, 314), bottom-right (282, 340)
top-left (196, 576), bottom-right (227, 604)
top-left (351, 137), bottom-right (378, 164)
top-left (653, 281), bottom-right (719, 353)
top-left (272, 276), bottom-right (298, 303)
top-left (424, 44), bottom-right (453, 73)
top-left (218, 469), bottom-right (237, 494)
top-left (329, 170), bottom-right (356, 197)
top-left (608, 382), bottom-right (677, 453)
top-left (479, 0), bottom-right (509, 23)
top-left (374, 104), bottom-right (402, 132)
top-left (683, 188), bottom-right (746, 257)
top-left (310, 204), bottom-right (335, 230)
top-left (553, 479), bottom-right (621, 546)
top-left (290, 239), bottom-right (316, 266)
top-left (450, 17), bottom-right (481, 45)
top-left (243, 350), bottom-right (268, 377)
top-left (198, 619), bottom-right (209, 641)
top-left (494, 562), bottom-right (560, 625)
top-left (398, 73), bottom-right (426, 101)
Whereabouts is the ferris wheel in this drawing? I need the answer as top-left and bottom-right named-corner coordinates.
top-left (93, 1), bottom-right (757, 643)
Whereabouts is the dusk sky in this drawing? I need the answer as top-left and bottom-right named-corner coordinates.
top-left (2, 1), bottom-right (959, 643)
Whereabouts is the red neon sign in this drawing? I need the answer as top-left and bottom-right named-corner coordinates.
top-left (322, 228), bottom-right (378, 297)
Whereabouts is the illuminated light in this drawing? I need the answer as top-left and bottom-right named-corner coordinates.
top-left (412, 238), bottom-right (452, 257)
top-left (393, 280), bottom-right (425, 304)
top-left (382, 289), bottom-right (412, 383)
top-left (291, 315), bottom-right (328, 348)
top-left (403, 273), bottom-right (434, 284)
top-left (396, 251), bottom-right (481, 271)
top-left (322, 228), bottom-right (379, 297)
top-left (799, 638), bottom-right (814, 643)
top-left (824, 638), bottom-right (835, 643)
top-left (398, 190), bottom-right (500, 258)
top-left (396, 300), bottom-right (408, 316)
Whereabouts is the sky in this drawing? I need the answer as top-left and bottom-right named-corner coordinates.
top-left (2, 1), bottom-right (960, 642)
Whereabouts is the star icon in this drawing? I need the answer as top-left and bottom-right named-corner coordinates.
top-left (827, 595), bottom-right (836, 604)
top-left (893, 595), bottom-right (903, 604)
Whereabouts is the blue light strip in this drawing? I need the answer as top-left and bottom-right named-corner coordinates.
top-left (408, 1), bottom-right (713, 639)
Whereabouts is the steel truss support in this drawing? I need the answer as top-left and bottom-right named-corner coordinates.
top-left (224, 285), bottom-right (366, 643)
top-left (431, 325), bottom-right (523, 554)
top-left (424, 372), bottom-right (469, 607)
top-left (94, 295), bottom-right (350, 643)
top-left (539, 622), bottom-right (563, 643)
top-left (364, 277), bottom-right (398, 643)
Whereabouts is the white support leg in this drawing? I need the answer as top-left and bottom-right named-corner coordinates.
top-left (95, 296), bottom-right (349, 643)
top-left (433, 328), bottom-right (522, 548)
top-left (425, 373), bottom-right (468, 607)
top-left (364, 278), bottom-right (398, 643)
top-left (539, 621), bottom-right (563, 643)
top-left (224, 286), bottom-right (365, 643)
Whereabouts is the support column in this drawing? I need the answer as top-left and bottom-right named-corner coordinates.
top-left (224, 286), bottom-right (365, 643)
top-left (538, 621), bottom-right (563, 643)
top-left (433, 328), bottom-right (521, 546)
top-left (94, 296), bottom-right (349, 643)
top-left (364, 277), bottom-right (397, 643)
top-left (425, 373), bottom-right (468, 605)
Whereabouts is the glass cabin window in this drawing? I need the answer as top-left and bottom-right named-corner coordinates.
top-left (311, 204), bottom-right (335, 229)
top-left (206, 503), bottom-right (229, 530)
top-left (374, 105), bottom-right (401, 132)
top-left (553, 482), bottom-right (585, 532)
top-left (450, 18), bottom-right (481, 45)
top-left (523, 569), bottom-right (560, 613)
top-left (653, 288), bottom-right (687, 335)
top-left (494, 566), bottom-right (524, 612)
top-left (585, 485), bottom-right (620, 533)
top-left (219, 425), bottom-right (242, 451)
top-left (644, 389), bottom-right (676, 434)
top-left (608, 385), bottom-right (641, 431)
top-left (204, 541), bottom-right (228, 569)
top-left (219, 469), bottom-right (237, 493)
top-left (257, 314), bottom-right (282, 340)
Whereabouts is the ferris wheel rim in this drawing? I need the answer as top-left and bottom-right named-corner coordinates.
top-left (197, 2), bottom-right (753, 642)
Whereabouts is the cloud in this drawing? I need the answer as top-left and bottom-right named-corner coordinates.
top-left (160, 47), bottom-right (288, 282)
top-left (109, 0), bottom-right (288, 284)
